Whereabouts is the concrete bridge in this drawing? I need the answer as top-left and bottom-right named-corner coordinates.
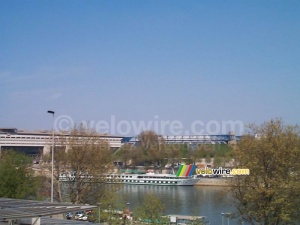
top-left (122, 132), bottom-right (240, 145)
top-left (0, 128), bottom-right (123, 157)
top-left (0, 128), bottom-right (239, 157)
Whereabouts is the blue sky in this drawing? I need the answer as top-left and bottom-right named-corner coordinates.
top-left (1, 1), bottom-right (299, 136)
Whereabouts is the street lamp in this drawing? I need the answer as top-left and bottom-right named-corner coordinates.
top-left (98, 203), bottom-right (101, 224)
top-left (47, 110), bottom-right (55, 202)
top-left (221, 213), bottom-right (231, 225)
top-left (202, 216), bottom-right (210, 225)
top-left (126, 202), bottom-right (130, 211)
top-left (126, 202), bottom-right (130, 224)
top-left (221, 213), bottom-right (224, 225)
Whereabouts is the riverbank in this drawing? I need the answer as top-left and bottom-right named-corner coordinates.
top-left (195, 177), bottom-right (232, 186)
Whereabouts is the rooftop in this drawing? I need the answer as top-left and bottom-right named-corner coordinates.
top-left (0, 198), bottom-right (98, 225)
top-left (0, 128), bottom-right (123, 138)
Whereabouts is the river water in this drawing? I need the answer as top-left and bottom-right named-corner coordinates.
top-left (118, 185), bottom-right (245, 225)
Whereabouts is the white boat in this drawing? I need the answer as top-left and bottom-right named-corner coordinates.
top-left (59, 172), bottom-right (199, 186)
top-left (104, 172), bottom-right (199, 186)
top-left (59, 165), bottom-right (200, 186)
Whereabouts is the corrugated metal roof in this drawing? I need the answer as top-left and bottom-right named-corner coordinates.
top-left (20, 217), bottom-right (97, 225)
top-left (0, 198), bottom-right (97, 221)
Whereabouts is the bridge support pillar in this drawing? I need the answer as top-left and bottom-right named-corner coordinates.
top-left (43, 145), bottom-right (51, 155)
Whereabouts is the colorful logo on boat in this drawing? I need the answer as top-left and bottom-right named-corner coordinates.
top-left (176, 164), bottom-right (196, 177)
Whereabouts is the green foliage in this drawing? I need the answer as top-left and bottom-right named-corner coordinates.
top-left (164, 144), bottom-right (184, 167)
top-left (214, 144), bottom-right (231, 157)
top-left (213, 155), bottom-right (223, 167)
top-left (231, 119), bottom-right (300, 225)
top-left (205, 156), bottom-right (211, 164)
top-left (134, 193), bottom-right (166, 224)
top-left (95, 186), bottom-right (128, 225)
top-left (114, 143), bottom-right (133, 168)
top-left (180, 144), bottom-right (189, 158)
top-left (0, 151), bottom-right (38, 199)
top-left (138, 130), bottom-right (165, 167)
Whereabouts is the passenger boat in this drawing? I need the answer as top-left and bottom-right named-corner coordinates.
top-left (59, 165), bottom-right (199, 186)
top-left (105, 172), bottom-right (198, 186)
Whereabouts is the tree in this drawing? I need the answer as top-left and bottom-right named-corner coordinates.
top-left (165, 144), bottom-right (181, 167)
top-left (114, 143), bottom-right (134, 168)
top-left (0, 151), bottom-right (39, 199)
top-left (138, 130), bottom-right (161, 166)
top-left (53, 146), bottom-right (69, 202)
top-left (213, 154), bottom-right (223, 167)
top-left (191, 144), bottom-right (214, 164)
top-left (128, 145), bottom-right (144, 167)
top-left (50, 126), bottom-right (115, 204)
top-left (134, 193), bottom-right (166, 224)
top-left (81, 185), bottom-right (127, 224)
top-left (205, 156), bottom-right (211, 164)
top-left (68, 126), bottom-right (115, 204)
top-left (41, 145), bottom-right (69, 202)
top-left (230, 119), bottom-right (300, 225)
top-left (148, 141), bottom-right (166, 168)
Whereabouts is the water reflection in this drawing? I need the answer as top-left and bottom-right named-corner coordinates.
top-left (118, 185), bottom-right (240, 225)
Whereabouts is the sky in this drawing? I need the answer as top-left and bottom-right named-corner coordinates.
top-left (1, 1), bottom-right (299, 136)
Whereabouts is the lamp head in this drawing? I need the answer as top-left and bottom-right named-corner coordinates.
top-left (47, 110), bottom-right (55, 115)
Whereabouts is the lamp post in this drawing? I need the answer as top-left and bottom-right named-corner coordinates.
top-left (221, 213), bottom-right (224, 225)
top-left (126, 202), bottom-right (130, 224)
top-left (221, 213), bottom-right (231, 225)
top-left (98, 203), bottom-right (101, 224)
top-left (202, 216), bottom-right (210, 225)
top-left (126, 202), bottom-right (130, 211)
top-left (47, 110), bottom-right (55, 202)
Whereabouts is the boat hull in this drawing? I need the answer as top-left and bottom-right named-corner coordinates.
top-left (59, 173), bottom-right (200, 186)
top-left (105, 174), bottom-right (199, 186)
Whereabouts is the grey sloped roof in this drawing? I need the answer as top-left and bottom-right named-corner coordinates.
top-left (14, 218), bottom-right (96, 225)
top-left (0, 198), bottom-right (97, 221)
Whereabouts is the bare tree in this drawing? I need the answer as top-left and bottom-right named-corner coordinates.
top-left (41, 127), bottom-right (120, 203)
top-left (65, 126), bottom-right (114, 204)
top-left (39, 143), bottom-right (68, 202)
